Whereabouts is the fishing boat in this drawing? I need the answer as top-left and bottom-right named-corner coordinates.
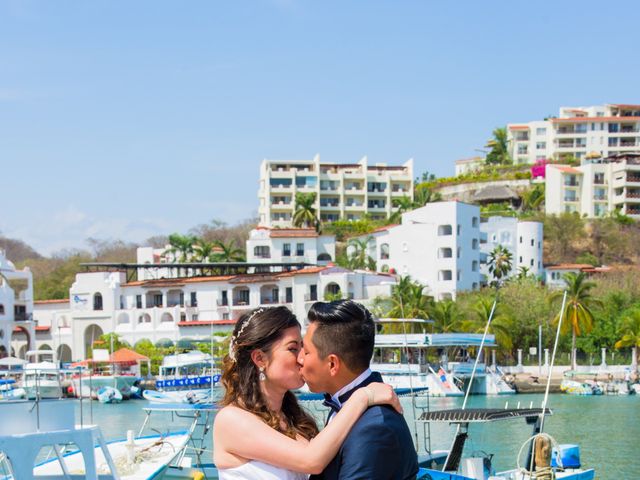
top-left (22, 350), bottom-right (63, 399)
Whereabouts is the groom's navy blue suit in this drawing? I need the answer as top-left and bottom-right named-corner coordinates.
top-left (310, 372), bottom-right (418, 480)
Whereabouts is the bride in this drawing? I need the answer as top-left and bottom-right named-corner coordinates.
top-left (213, 306), bottom-right (401, 479)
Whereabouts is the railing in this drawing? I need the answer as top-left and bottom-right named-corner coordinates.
top-left (564, 181), bottom-right (579, 186)
top-left (304, 294), bottom-right (319, 302)
top-left (260, 297), bottom-right (280, 304)
top-left (232, 299), bottom-right (250, 306)
top-left (627, 192), bottom-right (640, 199)
top-left (216, 299), bottom-right (229, 306)
top-left (167, 301), bottom-right (184, 307)
top-left (564, 197), bottom-right (579, 202)
top-left (627, 175), bottom-right (640, 183)
top-left (14, 312), bottom-right (31, 321)
top-left (594, 178), bottom-right (605, 185)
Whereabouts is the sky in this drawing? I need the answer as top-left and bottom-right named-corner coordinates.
top-left (2, 0), bottom-right (639, 256)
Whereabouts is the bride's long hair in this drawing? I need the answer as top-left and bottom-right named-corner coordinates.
top-left (220, 306), bottom-right (319, 440)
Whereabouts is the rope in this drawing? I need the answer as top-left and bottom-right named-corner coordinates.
top-left (516, 433), bottom-right (562, 480)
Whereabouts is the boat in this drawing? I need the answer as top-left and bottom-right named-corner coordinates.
top-left (97, 386), bottom-right (123, 403)
top-left (28, 402), bottom-right (217, 479)
top-left (21, 350), bottom-right (63, 399)
top-left (372, 319), bottom-right (513, 396)
top-left (143, 350), bottom-right (222, 404)
top-left (560, 378), bottom-right (595, 395)
top-left (0, 378), bottom-right (25, 400)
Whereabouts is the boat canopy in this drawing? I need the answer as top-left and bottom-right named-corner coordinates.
top-left (418, 407), bottom-right (552, 423)
top-left (375, 333), bottom-right (497, 348)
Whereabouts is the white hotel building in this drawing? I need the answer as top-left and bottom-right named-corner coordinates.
top-left (507, 104), bottom-right (640, 165)
top-left (352, 202), bottom-right (544, 299)
top-left (545, 153), bottom-right (640, 219)
top-left (21, 231), bottom-right (394, 362)
top-left (258, 155), bottom-right (414, 227)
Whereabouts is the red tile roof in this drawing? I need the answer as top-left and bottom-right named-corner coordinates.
top-left (551, 165), bottom-right (582, 174)
top-left (110, 347), bottom-right (149, 364)
top-left (552, 116), bottom-right (640, 123)
top-left (509, 125), bottom-right (530, 130)
top-left (124, 275), bottom-right (236, 287)
top-left (277, 266), bottom-right (328, 278)
top-left (13, 325), bottom-right (50, 333)
top-left (178, 320), bottom-right (236, 326)
top-left (34, 299), bottom-right (69, 305)
top-left (610, 104), bottom-right (640, 109)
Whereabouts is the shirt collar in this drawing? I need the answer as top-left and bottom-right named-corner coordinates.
top-left (331, 368), bottom-right (372, 407)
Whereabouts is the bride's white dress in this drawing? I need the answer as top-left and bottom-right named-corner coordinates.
top-left (218, 460), bottom-right (309, 480)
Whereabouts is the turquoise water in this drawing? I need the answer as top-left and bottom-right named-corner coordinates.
top-left (77, 394), bottom-right (639, 479)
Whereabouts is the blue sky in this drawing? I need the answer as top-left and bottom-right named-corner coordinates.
top-left (2, 0), bottom-right (638, 255)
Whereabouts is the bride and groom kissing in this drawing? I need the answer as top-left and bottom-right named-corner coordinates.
top-left (214, 300), bottom-right (419, 479)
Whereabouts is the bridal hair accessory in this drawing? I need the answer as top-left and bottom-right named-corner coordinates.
top-left (259, 366), bottom-right (266, 381)
top-left (228, 308), bottom-right (265, 362)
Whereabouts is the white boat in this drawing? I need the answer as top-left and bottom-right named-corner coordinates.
top-left (372, 321), bottom-right (513, 396)
top-left (0, 378), bottom-right (25, 400)
top-left (97, 386), bottom-right (123, 403)
top-left (22, 350), bottom-right (63, 399)
top-left (142, 388), bottom-right (213, 404)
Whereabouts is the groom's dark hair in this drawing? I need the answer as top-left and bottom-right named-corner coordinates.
top-left (307, 300), bottom-right (375, 373)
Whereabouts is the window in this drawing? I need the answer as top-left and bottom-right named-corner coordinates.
top-left (536, 142), bottom-right (546, 150)
top-left (179, 292), bottom-right (184, 307)
top-left (457, 224), bottom-right (461, 235)
top-left (283, 243), bottom-right (291, 257)
top-left (472, 239), bottom-right (478, 250)
top-left (0, 304), bottom-right (4, 315)
top-left (93, 293), bottom-right (103, 311)
top-left (286, 287), bottom-right (293, 303)
top-left (472, 261), bottom-right (478, 272)
top-left (221, 290), bottom-right (228, 306)
top-left (254, 245), bottom-right (271, 258)
top-left (296, 243), bottom-right (304, 256)
top-left (438, 270), bottom-right (453, 281)
top-left (380, 243), bottom-right (390, 260)
top-left (222, 313), bottom-right (229, 320)
top-left (457, 247), bottom-right (461, 258)
top-left (519, 256), bottom-right (523, 263)
top-left (119, 295), bottom-right (124, 309)
top-left (517, 144), bottom-right (528, 155)
top-left (136, 295), bottom-right (142, 309)
top-left (472, 217), bottom-right (479, 228)
top-left (530, 259), bottom-right (534, 267)
top-left (438, 247), bottom-right (453, 258)
top-left (608, 137), bottom-right (618, 147)
top-left (153, 294), bottom-right (163, 307)
top-left (310, 284), bottom-right (318, 301)
top-left (456, 270), bottom-right (461, 281)
top-left (608, 123), bottom-right (619, 133)
top-left (438, 225), bottom-right (453, 236)
top-left (519, 236), bottom-right (523, 244)
top-left (536, 128), bottom-right (546, 136)
top-left (190, 292), bottom-right (198, 307)
top-left (531, 239), bottom-right (534, 247)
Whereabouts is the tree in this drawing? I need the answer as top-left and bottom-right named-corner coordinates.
top-left (429, 300), bottom-right (462, 333)
top-left (292, 192), bottom-right (319, 230)
top-left (615, 308), bottom-right (640, 371)
top-left (390, 196), bottom-right (414, 222)
top-left (543, 213), bottom-right (584, 263)
top-left (485, 127), bottom-right (512, 165)
top-left (463, 297), bottom-right (514, 352)
top-left (193, 239), bottom-right (217, 262)
top-left (488, 245), bottom-right (513, 286)
top-left (516, 266), bottom-right (532, 280)
top-left (163, 233), bottom-right (197, 262)
top-left (212, 239), bottom-right (245, 262)
top-left (519, 184), bottom-right (545, 215)
top-left (345, 236), bottom-right (376, 270)
top-left (386, 276), bottom-right (433, 324)
top-left (550, 272), bottom-right (602, 370)
top-left (413, 186), bottom-right (442, 207)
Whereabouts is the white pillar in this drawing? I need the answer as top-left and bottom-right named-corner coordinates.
top-left (491, 350), bottom-right (496, 368)
top-left (517, 349), bottom-right (523, 367)
top-left (544, 349), bottom-right (550, 367)
top-left (601, 347), bottom-right (607, 366)
top-left (632, 348), bottom-right (638, 370)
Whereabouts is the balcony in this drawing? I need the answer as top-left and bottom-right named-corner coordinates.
top-left (564, 180), bottom-right (579, 187)
top-left (620, 139), bottom-right (637, 147)
top-left (232, 299), bottom-right (250, 307)
top-left (627, 174), bottom-right (640, 183)
top-left (345, 202), bottom-right (364, 209)
top-left (216, 299), bottom-right (229, 307)
top-left (564, 196), bottom-right (579, 202)
top-left (620, 126), bottom-right (639, 133)
top-left (14, 312), bottom-right (32, 321)
top-left (259, 297), bottom-right (280, 305)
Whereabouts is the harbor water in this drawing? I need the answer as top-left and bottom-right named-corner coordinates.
top-left (76, 393), bottom-right (639, 479)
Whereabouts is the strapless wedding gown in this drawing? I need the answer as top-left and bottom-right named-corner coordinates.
top-left (218, 460), bottom-right (308, 479)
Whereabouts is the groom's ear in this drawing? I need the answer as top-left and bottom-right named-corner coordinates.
top-left (327, 354), bottom-right (341, 377)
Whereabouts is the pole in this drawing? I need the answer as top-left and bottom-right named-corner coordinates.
top-left (538, 323), bottom-right (542, 376)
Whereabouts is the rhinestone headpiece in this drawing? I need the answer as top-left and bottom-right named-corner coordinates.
top-left (228, 308), bottom-right (265, 362)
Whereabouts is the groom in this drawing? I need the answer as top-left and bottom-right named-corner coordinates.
top-left (299, 300), bottom-right (418, 480)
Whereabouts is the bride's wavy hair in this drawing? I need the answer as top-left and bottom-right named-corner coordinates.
top-left (220, 306), bottom-right (319, 440)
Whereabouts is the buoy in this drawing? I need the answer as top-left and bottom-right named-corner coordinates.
top-left (192, 472), bottom-right (205, 480)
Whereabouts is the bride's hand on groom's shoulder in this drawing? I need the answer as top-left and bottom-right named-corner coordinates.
top-left (360, 383), bottom-right (403, 414)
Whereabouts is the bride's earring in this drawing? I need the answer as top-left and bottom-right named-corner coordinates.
top-left (259, 366), bottom-right (266, 382)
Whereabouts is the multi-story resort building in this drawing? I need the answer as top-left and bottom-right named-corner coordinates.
top-left (352, 201), bottom-right (482, 300)
top-left (246, 227), bottom-right (335, 265)
top-left (507, 104), bottom-right (640, 165)
top-left (258, 155), bottom-right (414, 227)
top-left (351, 202), bottom-right (544, 299)
top-left (545, 153), bottom-right (640, 219)
top-left (0, 250), bottom-right (35, 357)
top-left (479, 216), bottom-right (544, 280)
top-left (14, 241), bottom-right (394, 361)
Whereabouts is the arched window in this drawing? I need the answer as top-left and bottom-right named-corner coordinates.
top-left (138, 313), bottom-right (152, 324)
top-left (93, 293), bottom-right (103, 311)
top-left (317, 253), bottom-right (332, 263)
top-left (438, 225), bottom-right (453, 236)
top-left (380, 244), bottom-right (390, 260)
top-left (160, 312), bottom-right (174, 323)
top-left (438, 247), bottom-right (453, 259)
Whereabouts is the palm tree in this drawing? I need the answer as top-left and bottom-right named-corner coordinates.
top-left (517, 266), bottom-right (532, 280)
top-left (346, 236), bottom-right (376, 270)
top-left (292, 192), bottom-right (319, 230)
top-left (163, 233), bottom-right (197, 262)
top-left (462, 297), bottom-right (514, 354)
top-left (615, 308), bottom-right (640, 371)
top-left (390, 196), bottom-right (414, 222)
top-left (485, 127), bottom-right (512, 165)
top-left (429, 300), bottom-right (462, 333)
top-left (519, 184), bottom-right (545, 214)
top-left (212, 240), bottom-right (245, 262)
top-left (386, 276), bottom-right (432, 326)
top-left (488, 245), bottom-right (513, 286)
top-left (193, 239), bottom-right (217, 262)
top-left (413, 186), bottom-right (442, 207)
top-left (549, 272), bottom-right (602, 370)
